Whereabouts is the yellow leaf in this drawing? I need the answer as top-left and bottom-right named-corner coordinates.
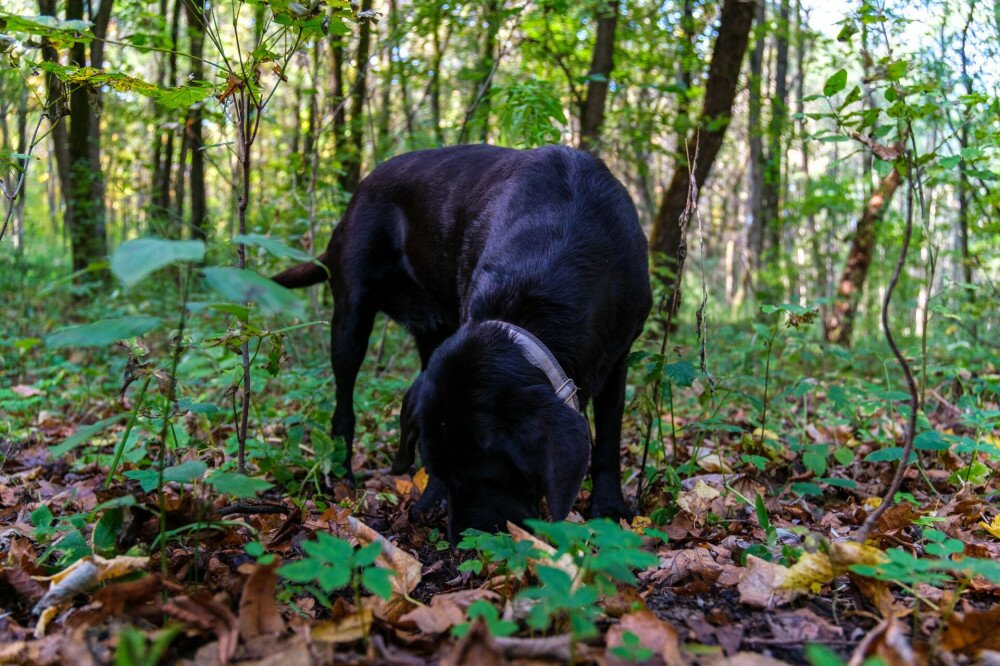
top-left (864, 497), bottom-right (883, 510)
top-left (979, 515), bottom-right (1000, 540)
top-left (781, 551), bottom-right (835, 591)
top-left (413, 468), bottom-right (429, 493)
top-left (631, 515), bottom-right (652, 534)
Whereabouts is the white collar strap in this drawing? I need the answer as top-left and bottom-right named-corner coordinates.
top-left (483, 320), bottom-right (581, 413)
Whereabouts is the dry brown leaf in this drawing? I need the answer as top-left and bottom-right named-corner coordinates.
top-left (507, 520), bottom-right (580, 584)
top-left (11, 384), bottom-right (44, 397)
top-left (164, 594), bottom-right (239, 664)
top-left (606, 609), bottom-right (683, 666)
top-left (766, 609), bottom-right (843, 643)
top-left (0, 636), bottom-right (63, 666)
top-left (400, 589), bottom-right (499, 634)
top-left (312, 607), bottom-right (373, 644)
top-left (711, 652), bottom-right (791, 666)
top-left (941, 604), bottom-right (1000, 654)
top-left (847, 616), bottom-right (916, 666)
top-left (676, 479), bottom-right (721, 524)
top-left (738, 555), bottom-right (797, 609)
top-left (441, 617), bottom-right (502, 666)
top-left (238, 558), bottom-right (285, 640)
top-left (346, 516), bottom-right (421, 597)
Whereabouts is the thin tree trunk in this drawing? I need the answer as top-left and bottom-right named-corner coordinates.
top-left (342, 0), bottom-right (372, 193)
top-left (823, 167), bottom-right (903, 344)
top-left (430, 5), bottom-right (444, 143)
top-left (758, 0), bottom-right (791, 301)
top-left (746, 0), bottom-right (767, 270)
top-left (65, 0), bottom-right (112, 273)
top-left (466, 0), bottom-right (501, 143)
top-left (184, 0), bottom-right (207, 240)
top-left (579, 0), bottom-right (619, 154)
top-left (37, 0), bottom-right (71, 229)
top-left (330, 34), bottom-right (346, 155)
top-left (648, 0), bottom-right (756, 298)
top-left (956, 2), bottom-right (974, 285)
top-left (674, 0), bottom-right (695, 159)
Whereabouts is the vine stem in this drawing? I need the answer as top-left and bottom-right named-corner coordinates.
top-left (856, 151), bottom-right (918, 543)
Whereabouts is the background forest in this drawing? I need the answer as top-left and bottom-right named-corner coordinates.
top-left (1, 0), bottom-right (1000, 663)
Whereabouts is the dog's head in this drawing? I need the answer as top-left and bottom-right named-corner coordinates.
top-left (399, 324), bottom-right (591, 541)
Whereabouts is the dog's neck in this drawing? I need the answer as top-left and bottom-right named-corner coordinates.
top-left (482, 320), bottom-right (581, 413)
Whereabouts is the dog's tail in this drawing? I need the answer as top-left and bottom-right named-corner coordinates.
top-left (271, 251), bottom-right (331, 289)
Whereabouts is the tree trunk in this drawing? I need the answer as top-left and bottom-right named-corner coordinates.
top-left (465, 0), bottom-right (501, 143)
top-left (674, 0), bottom-right (694, 159)
top-left (330, 34), bottom-right (346, 156)
top-left (341, 0), bottom-right (372, 194)
top-left (38, 0), bottom-right (71, 227)
top-left (746, 0), bottom-right (766, 268)
top-left (184, 0), bottom-right (207, 240)
top-left (956, 2), bottom-right (974, 285)
top-left (823, 167), bottom-right (903, 345)
top-left (65, 0), bottom-right (113, 273)
top-left (757, 0), bottom-right (790, 302)
top-left (579, 0), bottom-right (619, 154)
top-left (648, 0), bottom-right (756, 298)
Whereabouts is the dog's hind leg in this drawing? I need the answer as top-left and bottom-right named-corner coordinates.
top-left (329, 293), bottom-right (377, 483)
top-left (585, 352), bottom-right (635, 521)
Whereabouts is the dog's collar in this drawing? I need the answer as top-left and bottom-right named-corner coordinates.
top-left (483, 320), bottom-right (581, 413)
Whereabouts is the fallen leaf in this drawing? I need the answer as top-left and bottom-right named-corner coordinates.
top-left (767, 609), bottom-right (843, 643)
top-left (507, 521), bottom-right (581, 585)
top-left (238, 557), bottom-right (285, 640)
top-left (676, 479), bottom-right (721, 524)
top-left (347, 516), bottom-right (421, 597)
top-left (606, 609), bottom-right (683, 666)
top-left (312, 607), bottom-right (373, 644)
top-left (781, 541), bottom-right (887, 591)
top-left (696, 452), bottom-right (733, 473)
top-left (738, 555), bottom-right (797, 609)
top-left (941, 604), bottom-right (1000, 654)
top-left (979, 515), bottom-right (1000, 540)
top-left (400, 589), bottom-right (499, 634)
top-left (441, 617), bottom-right (502, 666)
top-left (11, 384), bottom-right (44, 397)
top-left (847, 616), bottom-right (916, 666)
top-left (413, 468), bottom-right (429, 493)
top-left (712, 652), bottom-right (792, 666)
top-left (164, 594), bottom-right (239, 664)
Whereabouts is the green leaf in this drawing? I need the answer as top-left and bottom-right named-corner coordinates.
top-left (938, 155), bottom-right (961, 169)
top-left (163, 459), bottom-right (208, 484)
top-left (823, 69), bottom-right (848, 96)
top-left (49, 414), bottom-right (127, 456)
top-left (122, 468), bottom-right (159, 493)
top-left (110, 238), bottom-right (205, 287)
top-left (885, 60), bottom-right (907, 81)
top-left (47, 316), bottom-right (163, 348)
top-left (663, 361), bottom-right (696, 387)
top-left (914, 430), bottom-right (949, 451)
top-left (92, 508), bottom-right (123, 555)
top-left (154, 84), bottom-right (214, 110)
top-left (865, 447), bottom-right (904, 462)
top-left (278, 558), bottom-right (325, 582)
top-left (208, 472), bottom-right (273, 498)
top-left (31, 504), bottom-right (54, 528)
top-left (202, 267), bottom-right (305, 318)
top-left (362, 567), bottom-right (394, 600)
top-left (233, 234), bottom-right (316, 263)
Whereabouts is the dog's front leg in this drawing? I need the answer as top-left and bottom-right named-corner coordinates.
top-left (585, 353), bottom-right (635, 521)
top-left (329, 300), bottom-right (377, 483)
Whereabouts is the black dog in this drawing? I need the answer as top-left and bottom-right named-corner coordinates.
top-left (273, 144), bottom-right (651, 539)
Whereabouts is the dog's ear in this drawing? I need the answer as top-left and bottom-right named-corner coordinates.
top-left (391, 375), bottom-right (426, 474)
top-left (540, 404), bottom-right (591, 519)
top-left (498, 391), bottom-right (590, 520)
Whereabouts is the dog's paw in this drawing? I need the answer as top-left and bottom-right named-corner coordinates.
top-left (409, 475), bottom-right (448, 524)
top-left (584, 491), bottom-right (636, 523)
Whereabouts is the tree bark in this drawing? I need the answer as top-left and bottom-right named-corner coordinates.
top-left (329, 34), bottom-right (346, 156)
top-left (823, 167), bottom-right (903, 345)
top-left (341, 0), bottom-right (372, 194)
top-left (648, 0), bottom-right (756, 297)
top-left (184, 0), bottom-right (207, 240)
top-left (465, 0), bottom-right (501, 143)
top-left (579, 0), bottom-right (619, 154)
top-left (65, 0), bottom-right (113, 273)
top-left (746, 0), bottom-right (766, 267)
top-left (758, 0), bottom-right (790, 301)
top-left (956, 2), bottom-right (974, 285)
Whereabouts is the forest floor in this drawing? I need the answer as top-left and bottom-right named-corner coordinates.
top-left (2, 301), bottom-right (1000, 665)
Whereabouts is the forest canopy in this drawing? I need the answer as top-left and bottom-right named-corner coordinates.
top-left (1, 0), bottom-right (1000, 663)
